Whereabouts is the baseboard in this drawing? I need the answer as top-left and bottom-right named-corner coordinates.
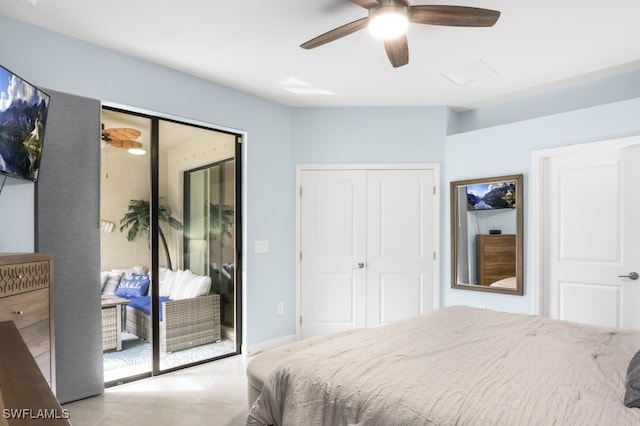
top-left (245, 334), bottom-right (297, 356)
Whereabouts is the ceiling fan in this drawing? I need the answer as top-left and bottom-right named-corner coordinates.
top-left (301, 0), bottom-right (501, 68)
top-left (101, 125), bottom-right (145, 154)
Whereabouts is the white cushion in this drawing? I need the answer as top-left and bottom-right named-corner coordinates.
top-left (158, 268), bottom-right (178, 297)
top-left (170, 269), bottom-right (211, 300)
top-left (111, 265), bottom-right (148, 279)
top-left (193, 275), bottom-right (212, 297)
top-left (100, 271), bottom-right (109, 291)
top-left (102, 271), bottom-right (123, 295)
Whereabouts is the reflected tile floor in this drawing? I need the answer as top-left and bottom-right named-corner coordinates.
top-left (63, 355), bottom-right (250, 426)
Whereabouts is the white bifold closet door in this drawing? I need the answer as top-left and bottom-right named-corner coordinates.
top-left (300, 168), bottom-right (436, 339)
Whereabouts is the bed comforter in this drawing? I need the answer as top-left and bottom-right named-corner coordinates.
top-left (247, 306), bottom-right (640, 425)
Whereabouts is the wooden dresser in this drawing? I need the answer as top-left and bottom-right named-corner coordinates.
top-left (0, 253), bottom-right (55, 393)
top-left (476, 234), bottom-right (516, 286)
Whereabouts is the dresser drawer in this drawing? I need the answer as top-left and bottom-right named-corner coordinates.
top-left (0, 252), bottom-right (55, 394)
top-left (477, 234), bottom-right (516, 286)
top-left (0, 260), bottom-right (51, 297)
top-left (0, 287), bottom-right (49, 329)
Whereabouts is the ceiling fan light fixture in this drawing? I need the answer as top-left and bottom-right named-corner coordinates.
top-left (368, 6), bottom-right (409, 40)
top-left (127, 147), bottom-right (146, 155)
top-left (300, 3), bottom-right (500, 68)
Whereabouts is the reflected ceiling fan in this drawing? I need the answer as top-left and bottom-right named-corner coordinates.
top-left (101, 125), bottom-right (145, 155)
top-left (301, 0), bottom-right (501, 68)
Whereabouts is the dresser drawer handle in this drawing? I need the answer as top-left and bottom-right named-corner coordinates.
top-left (13, 310), bottom-right (24, 315)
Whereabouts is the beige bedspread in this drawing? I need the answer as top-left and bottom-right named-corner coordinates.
top-left (247, 306), bottom-right (640, 425)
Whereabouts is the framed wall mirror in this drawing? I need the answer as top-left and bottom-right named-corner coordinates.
top-left (450, 174), bottom-right (523, 295)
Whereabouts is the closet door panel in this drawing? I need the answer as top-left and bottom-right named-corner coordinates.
top-left (300, 170), bottom-right (367, 338)
top-left (366, 169), bottom-right (435, 326)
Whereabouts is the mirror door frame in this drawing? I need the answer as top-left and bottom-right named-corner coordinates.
top-left (450, 174), bottom-right (524, 295)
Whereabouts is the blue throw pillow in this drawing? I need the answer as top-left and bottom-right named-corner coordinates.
top-left (115, 274), bottom-right (150, 298)
top-left (128, 296), bottom-right (171, 320)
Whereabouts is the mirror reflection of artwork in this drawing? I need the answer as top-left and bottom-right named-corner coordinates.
top-left (466, 181), bottom-right (516, 211)
top-left (450, 174), bottom-right (523, 295)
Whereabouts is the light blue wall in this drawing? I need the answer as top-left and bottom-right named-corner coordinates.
top-left (0, 179), bottom-right (34, 251)
top-left (247, 104), bottom-right (448, 344)
top-left (1, 18), bottom-right (447, 349)
top-left (293, 106), bottom-right (447, 164)
top-left (285, 106), bottom-right (448, 342)
top-left (3, 14), bottom-right (640, 349)
top-left (0, 16), bottom-right (295, 347)
top-left (449, 70), bottom-right (640, 134)
top-left (445, 97), bottom-right (640, 313)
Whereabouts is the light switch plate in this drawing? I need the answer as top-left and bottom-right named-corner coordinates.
top-left (254, 240), bottom-right (269, 253)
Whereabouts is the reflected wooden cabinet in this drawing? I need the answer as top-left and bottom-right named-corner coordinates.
top-left (0, 252), bottom-right (55, 393)
top-left (477, 235), bottom-right (516, 286)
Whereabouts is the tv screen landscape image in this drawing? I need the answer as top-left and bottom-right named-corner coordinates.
top-left (0, 64), bottom-right (50, 182)
top-left (466, 181), bottom-right (516, 211)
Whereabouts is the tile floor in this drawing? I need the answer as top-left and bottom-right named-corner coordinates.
top-left (63, 354), bottom-right (250, 426)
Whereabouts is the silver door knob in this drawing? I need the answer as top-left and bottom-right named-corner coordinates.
top-left (357, 262), bottom-right (365, 269)
top-left (618, 272), bottom-right (639, 280)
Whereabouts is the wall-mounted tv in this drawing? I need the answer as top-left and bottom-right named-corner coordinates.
top-left (467, 181), bottom-right (516, 211)
top-left (0, 64), bottom-right (50, 182)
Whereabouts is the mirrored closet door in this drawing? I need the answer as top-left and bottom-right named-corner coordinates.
top-left (100, 107), bottom-right (242, 386)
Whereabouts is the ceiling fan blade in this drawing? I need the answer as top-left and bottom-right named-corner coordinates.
top-left (409, 5), bottom-right (500, 27)
top-left (120, 140), bottom-right (143, 149)
top-left (103, 127), bottom-right (142, 141)
top-left (301, 17), bottom-right (369, 49)
top-left (384, 35), bottom-right (409, 68)
top-left (346, 0), bottom-right (380, 9)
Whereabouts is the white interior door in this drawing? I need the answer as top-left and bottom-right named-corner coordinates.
top-left (300, 170), bottom-right (367, 338)
top-left (366, 169), bottom-right (435, 326)
top-left (545, 141), bottom-right (640, 329)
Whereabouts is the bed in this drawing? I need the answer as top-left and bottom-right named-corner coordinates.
top-left (489, 276), bottom-right (517, 289)
top-left (247, 306), bottom-right (640, 425)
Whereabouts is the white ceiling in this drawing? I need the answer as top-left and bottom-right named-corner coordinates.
top-left (4, 0), bottom-right (640, 110)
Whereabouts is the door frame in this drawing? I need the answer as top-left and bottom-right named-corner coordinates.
top-left (101, 103), bottom-right (246, 384)
top-left (532, 135), bottom-right (640, 316)
top-left (295, 163), bottom-right (441, 339)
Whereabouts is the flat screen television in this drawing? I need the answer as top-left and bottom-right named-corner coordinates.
top-left (0, 64), bottom-right (50, 182)
top-left (466, 181), bottom-right (516, 211)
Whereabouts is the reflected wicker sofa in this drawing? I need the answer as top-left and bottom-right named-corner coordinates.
top-left (101, 306), bottom-right (118, 351)
top-left (125, 293), bottom-right (221, 353)
top-left (104, 267), bottom-right (221, 353)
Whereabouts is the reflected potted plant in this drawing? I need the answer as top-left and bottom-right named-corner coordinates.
top-left (209, 203), bottom-right (234, 240)
top-left (119, 199), bottom-right (183, 270)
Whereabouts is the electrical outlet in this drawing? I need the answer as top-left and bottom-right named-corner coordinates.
top-left (277, 302), bottom-right (284, 315)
